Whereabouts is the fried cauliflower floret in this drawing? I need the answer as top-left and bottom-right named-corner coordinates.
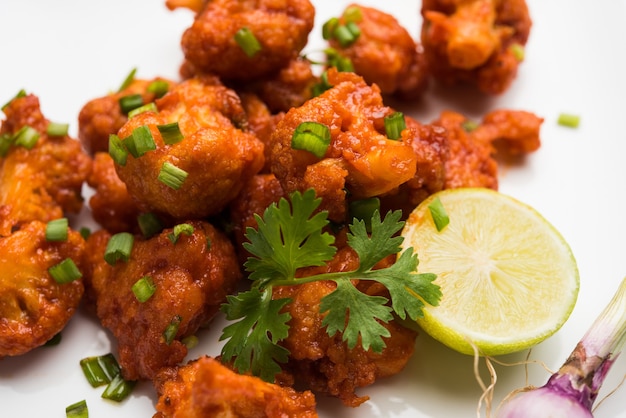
top-left (83, 221), bottom-right (241, 381)
top-left (78, 76), bottom-right (175, 155)
top-left (0, 94), bottom-right (92, 236)
top-left (269, 69), bottom-right (420, 222)
top-left (165, 0), bottom-right (206, 12)
top-left (181, 0), bottom-right (315, 81)
top-left (421, 0), bottom-right (532, 94)
top-left (0, 221), bottom-right (85, 357)
top-left (114, 76), bottom-right (265, 220)
top-left (326, 4), bottom-right (429, 99)
top-left (153, 356), bottom-right (318, 418)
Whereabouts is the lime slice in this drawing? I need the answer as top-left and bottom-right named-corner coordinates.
top-left (401, 188), bottom-right (579, 356)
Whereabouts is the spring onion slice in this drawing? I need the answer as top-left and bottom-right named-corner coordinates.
top-left (108, 134), bottom-right (128, 166)
top-left (123, 125), bottom-right (156, 158)
top-left (158, 162), bottom-right (188, 190)
top-left (291, 121), bottom-right (331, 158)
top-left (79, 353), bottom-right (121, 387)
top-left (168, 223), bottom-right (194, 244)
top-left (322, 17), bottom-right (339, 40)
top-left (101, 374), bottom-right (136, 402)
top-left (428, 197), bottom-right (449, 232)
top-left (461, 119), bottom-right (479, 133)
top-left (45, 218), bottom-right (68, 241)
top-left (79, 227), bottom-right (91, 240)
top-left (234, 27), bottom-right (262, 57)
top-left (384, 112), bottom-right (406, 140)
top-left (132, 276), bottom-right (156, 303)
top-left (510, 43), bottom-right (525, 61)
top-left (128, 102), bottom-right (157, 118)
top-left (343, 5), bottom-right (363, 22)
top-left (118, 68), bottom-right (137, 92)
top-left (182, 335), bottom-right (199, 349)
top-left (49, 258), bottom-right (82, 284)
top-left (147, 80), bottom-right (169, 98)
top-left (558, 113), bottom-right (581, 128)
top-left (118, 94), bottom-right (144, 115)
top-left (104, 232), bottom-right (134, 265)
top-left (325, 48), bottom-right (354, 72)
top-left (137, 212), bottom-right (163, 238)
top-left (0, 133), bottom-right (14, 157)
top-left (44, 332), bottom-right (62, 347)
top-left (14, 125), bottom-right (40, 149)
top-left (1, 88), bottom-right (26, 111)
top-left (46, 121), bottom-right (69, 137)
top-left (163, 315), bottom-right (182, 345)
top-left (65, 400), bottom-right (88, 418)
top-left (157, 122), bottom-right (184, 145)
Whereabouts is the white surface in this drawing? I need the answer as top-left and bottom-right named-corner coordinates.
top-left (1, 1), bottom-right (625, 417)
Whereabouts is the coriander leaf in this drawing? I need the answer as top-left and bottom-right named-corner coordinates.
top-left (347, 209), bottom-right (405, 271)
top-left (243, 189), bottom-right (336, 282)
top-left (320, 279), bottom-right (392, 352)
top-left (219, 287), bottom-right (291, 382)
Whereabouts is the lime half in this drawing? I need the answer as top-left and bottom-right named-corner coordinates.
top-left (401, 188), bottom-right (579, 356)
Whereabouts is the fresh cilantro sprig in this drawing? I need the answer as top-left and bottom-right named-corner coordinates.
top-left (219, 189), bottom-right (441, 382)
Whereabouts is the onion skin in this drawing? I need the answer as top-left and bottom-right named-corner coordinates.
top-left (497, 386), bottom-right (592, 418)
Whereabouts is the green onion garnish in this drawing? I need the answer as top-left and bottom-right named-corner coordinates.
top-left (158, 162), bottom-right (188, 190)
top-left (163, 315), bottom-right (182, 345)
top-left (311, 70), bottom-right (333, 97)
top-left (132, 276), bottom-right (156, 303)
top-left (182, 335), bottom-right (199, 349)
top-left (349, 197), bottom-right (380, 232)
top-left (101, 374), bottom-right (136, 402)
top-left (322, 17), bottom-right (339, 40)
top-left (157, 122), bottom-right (184, 145)
top-left (147, 80), bottom-right (170, 98)
top-left (234, 27), bottom-right (262, 57)
top-left (167, 223), bottom-right (194, 244)
top-left (1, 89), bottom-right (26, 111)
top-left (13, 125), bottom-right (40, 149)
top-left (325, 47), bottom-right (354, 72)
top-left (334, 21), bottom-right (361, 47)
top-left (79, 353), bottom-right (121, 387)
top-left (558, 113), bottom-right (581, 128)
top-left (118, 94), bottom-right (144, 115)
top-left (461, 119), bottom-right (479, 133)
top-left (0, 133), bottom-right (14, 157)
top-left (343, 6), bottom-right (363, 22)
top-left (65, 400), bottom-right (88, 418)
top-left (103, 232), bottom-right (134, 265)
top-left (428, 197), bottom-right (450, 232)
top-left (137, 212), bottom-right (163, 238)
top-left (79, 227), bottom-right (91, 240)
top-left (49, 258), bottom-right (82, 284)
top-left (108, 134), bottom-right (128, 166)
top-left (128, 102), bottom-right (157, 119)
top-left (384, 112), bottom-right (406, 140)
top-left (123, 125), bottom-right (156, 158)
top-left (44, 332), bottom-right (62, 347)
top-left (118, 68), bottom-right (137, 92)
top-left (291, 121), bottom-right (331, 158)
top-left (46, 122), bottom-right (69, 137)
top-left (45, 218), bottom-right (68, 242)
top-left (510, 43), bottom-right (525, 61)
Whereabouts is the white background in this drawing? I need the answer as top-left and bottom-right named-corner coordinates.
top-left (1, 1), bottom-right (625, 417)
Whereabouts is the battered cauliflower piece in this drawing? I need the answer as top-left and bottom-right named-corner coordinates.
top-left (114, 76), bottom-right (265, 219)
top-left (421, 0), bottom-right (532, 94)
top-left (83, 220), bottom-right (241, 380)
top-left (153, 356), bottom-right (318, 418)
top-left (78, 76), bottom-right (175, 155)
top-left (0, 221), bottom-right (85, 357)
top-left (326, 4), bottom-right (429, 99)
top-left (180, 0), bottom-right (315, 81)
top-left (0, 93), bottom-right (92, 236)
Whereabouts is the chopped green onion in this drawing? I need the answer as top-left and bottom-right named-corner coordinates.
top-left (13, 125), bottom-right (40, 149)
top-left (157, 122), bottom-right (184, 145)
top-left (45, 218), bottom-right (68, 242)
top-left (79, 353), bottom-right (121, 387)
top-left (322, 17), bottom-right (339, 40)
top-left (234, 27), bottom-right (262, 57)
top-left (325, 47), bottom-right (354, 72)
top-left (137, 212), bottom-right (163, 238)
top-left (128, 102), bottom-right (157, 118)
top-left (343, 6), bottom-right (363, 22)
top-left (384, 112), bottom-right (406, 140)
top-left (108, 134), bottom-right (128, 166)
top-left (101, 374), bottom-right (136, 402)
top-left (123, 125), bottom-right (156, 158)
top-left (132, 276), bottom-right (156, 303)
top-left (118, 68), bottom-right (137, 92)
top-left (510, 43), bottom-right (525, 61)
top-left (461, 119), bottom-right (479, 133)
top-left (334, 22), bottom-right (361, 47)
top-left (291, 121), bottom-right (331, 158)
top-left (80, 227), bottom-right (91, 240)
top-left (44, 332), bottom-right (62, 347)
top-left (0, 133), bottom-right (14, 157)
top-left (49, 258), bottom-right (82, 284)
top-left (46, 122), bottom-right (69, 137)
top-left (163, 315), bottom-right (182, 345)
top-left (311, 71), bottom-right (333, 97)
top-left (558, 113), bottom-right (581, 128)
top-left (158, 162), bottom-right (188, 190)
top-left (428, 197), bottom-right (449, 232)
top-left (1, 89), bottom-right (26, 111)
top-left (168, 223), bottom-right (194, 244)
top-left (147, 80), bottom-right (170, 98)
top-left (104, 232), bottom-right (134, 265)
top-left (182, 335), bottom-right (199, 349)
top-left (118, 94), bottom-right (144, 115)
top-left (65, 400), bottom-right (88, 418)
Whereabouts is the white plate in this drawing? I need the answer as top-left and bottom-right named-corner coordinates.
top-left (1, 1), bottom-right (625, 417)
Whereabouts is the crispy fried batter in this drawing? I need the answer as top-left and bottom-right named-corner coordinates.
top-left (0, 221), bottom-right (85, 356)
top-left (83, 221), bottom-right (241, 380)
top-left (153, 356), bottom-right (318, 418)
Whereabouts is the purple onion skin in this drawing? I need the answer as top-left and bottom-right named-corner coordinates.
top-left (497, 385), bottom-right (593, 418)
